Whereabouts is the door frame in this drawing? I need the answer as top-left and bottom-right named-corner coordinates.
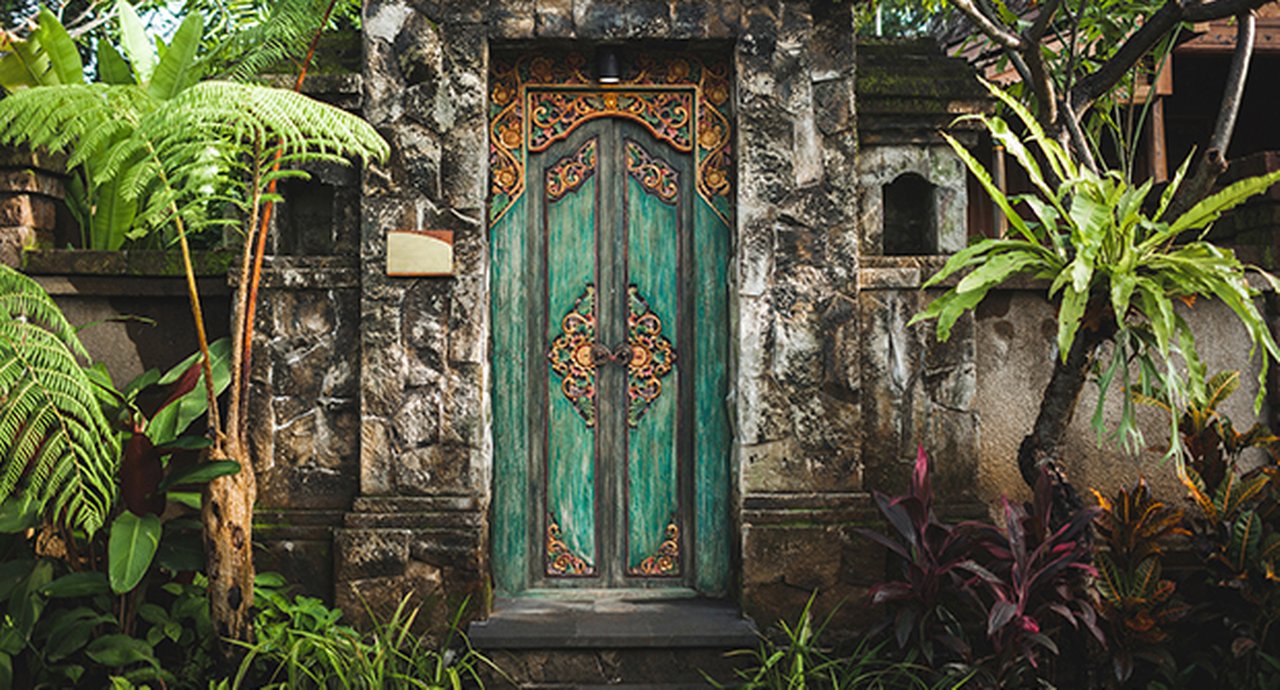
top-left (488, 49), bottom-right (735, 597)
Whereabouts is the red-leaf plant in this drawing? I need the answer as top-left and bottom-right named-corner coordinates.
top-left (961, 471), bottom-right (1104, 687)
top-left (858, 448), bottom-right (1104, 687)
top-left (855, 447), bottom-right (986, 666)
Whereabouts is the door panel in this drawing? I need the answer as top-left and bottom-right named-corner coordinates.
top-left (534, 119), bottom-right (692, 587)
top-left (623, 136), bottom-right (684, 577)
top-left (491, 77), bottom-right (730, 594)
top-left (543, 135), bottom-right (600, 576)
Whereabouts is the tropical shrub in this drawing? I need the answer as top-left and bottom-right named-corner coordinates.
top-left (958, 474), bottom-right (1101, 688)
top-left (911, 80), bottom-right (1280, 511)
top-left (1090, 478), bottom-right (1189, 685)
top-left (855, 448), bottom-right (984, 666)
top-left (0, 261), bottom-right (250, 686)
top-left (0, 265), bottom-right (118, 534)
top-left (229, 590), bottom-right (495, 690)
top-left (1144, 373), bottom-right (1280, 687)
top-left (860, 449), bottom-right (1101, 688)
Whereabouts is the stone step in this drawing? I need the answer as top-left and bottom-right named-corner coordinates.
top-left (470, 596), bottom-right (758, 687)
top-left (480, 648), bottom-right (750, 688)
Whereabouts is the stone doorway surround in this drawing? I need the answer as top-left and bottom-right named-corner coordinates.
top-left (339, 0), bottom-right (872, 630)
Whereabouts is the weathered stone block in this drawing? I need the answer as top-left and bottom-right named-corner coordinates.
top-left (488, 0), bottom-right (535, 37)
top-left (0, 195), bottom-right (54, 229)
top-left (360, 417), bottom-right (396, 495)
top-left (534, 0), bottom-right (574, 36)
top-left (440, 363), bottom-right (485, 448)
top-left (255, 537), bottom-right (334, 601)
top-left (362, 340), bottom-right (408, 419)
top-left (335, 528), bottom-right (409, 581)
top-left (741, 520), bottom-right (878, 632)
top-left (672, 0), bottom-right (739, 38)
top-left (572, 0), bottom-right (670, 38)
top-left (395, 386), bottom-right (442, 447)
top-left (441, 123), bottom-right (488, 210)
top-left (396, 444), bottom-right (472, 494)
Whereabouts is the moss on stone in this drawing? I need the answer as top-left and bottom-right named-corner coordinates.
top-left (21, 249), bottom-right (237, 277)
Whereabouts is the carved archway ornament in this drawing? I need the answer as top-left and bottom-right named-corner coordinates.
top-left (489, 51), bottom-right (733, 228)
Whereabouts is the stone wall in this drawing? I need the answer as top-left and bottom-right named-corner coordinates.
top-left (347, 0), bottom-right (874, 630)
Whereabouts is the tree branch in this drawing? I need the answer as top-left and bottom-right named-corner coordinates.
top-left (1062, 99), bottom-right (1099, 173)
top-left (1209, 10), bottom-right (1256, 155)
top-left (1027, 0), bottom-right (1062, 43)
top-left (1023, 41), bottom-right (1059, 127)
top-left (1070, 0), bottom-right (1271, 115)
top-left (1165, 9), bottom-right (1257, 219)
top-left (952, 0), bottom-right (1025, 50)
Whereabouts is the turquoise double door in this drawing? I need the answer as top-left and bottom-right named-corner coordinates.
top-left (492, 107), bottom-right (730, 593)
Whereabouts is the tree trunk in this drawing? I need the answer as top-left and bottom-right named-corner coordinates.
top-left (1017, 326), bottom-right (1109, 525)
top-left (202, 439), bottom-right (256, 665)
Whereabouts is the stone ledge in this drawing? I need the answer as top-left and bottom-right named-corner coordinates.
top-left (249, 255), bottom-right (361, 289)
top-left (343, 511), bottom-right (485, 530)
top-left (23, 249), bottom-right (235, 277)
top-left (469, 597), bottom-right (757, 650)
top-left (349, 495), bottom-right (482, 513)
top-left (255, 509), bottom-right (346, 541)
top-left (31, 274), bottom-right (228, 297)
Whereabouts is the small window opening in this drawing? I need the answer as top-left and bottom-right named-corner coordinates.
top-left (882, 172), bottom-right (937, 255)
top-left (276, 179), bottom-right (336, 255)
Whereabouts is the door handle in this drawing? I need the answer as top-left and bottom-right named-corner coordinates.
top-left (589, 342), bottom-right (633, 368)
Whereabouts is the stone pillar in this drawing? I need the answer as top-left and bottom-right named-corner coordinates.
top-left (734, 1), bottom-right (870, 628)
top-left (0, 149), bottom-right (66, 266)
top-left (338, 0), bottom-right (491, 629)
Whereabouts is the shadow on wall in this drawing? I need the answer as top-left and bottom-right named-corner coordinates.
top-left (973, 290), bottom-right (1266, 507)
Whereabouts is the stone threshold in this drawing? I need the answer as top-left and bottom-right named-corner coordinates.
top-left (468, 595), bottom-right (758, 650)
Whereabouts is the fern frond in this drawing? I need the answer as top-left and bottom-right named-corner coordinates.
top-left (202, 0), bottom-right (357, 82)
top-left (0, 266), bottom-right (86, 360)
top-left (0, 267), bottom-right (118, 535)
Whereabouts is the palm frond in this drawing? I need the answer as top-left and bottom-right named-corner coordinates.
top-left (0, 266), bottom-right (118, 535)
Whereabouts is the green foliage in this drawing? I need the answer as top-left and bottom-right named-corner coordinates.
top-left (200, 0), bottom-right (361, 80)
top-left (720, 593), bottom-right (972, 689)
top-left (0, 1), bottom-right (379, 251)
top-left (108, 511), bottom-right (162, 593)
top-left (0, 7), bottom-right (83, 90)
top-left (0, 75), bottom-right (387, 247)
top-left (913, 80), bottom-right (1280, 454)
top-left (0, 265), bottom-right (119, 535)
top-left (855, 0), bottom-right (950, 38)
top-left (1126, 377), bottom-right (1280, 687)
top-left (232, 591), bottom-right (495, 689)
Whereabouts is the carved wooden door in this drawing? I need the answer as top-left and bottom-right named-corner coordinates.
top-left (491, 54), bottom-right (732, 595)
top-left (530, 118), bottom-right (692, 587)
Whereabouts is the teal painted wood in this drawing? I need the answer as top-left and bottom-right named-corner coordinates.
top-left (491, 194), bottom-right (529, 594)
top-left (694, 202), bottom-right (731, 594)
top-left (624, 168), bottom-right (680, 573)
top-left (490, 99), bottom-right (730, 594)
top-left (545, 156), bottom-right (599, 572)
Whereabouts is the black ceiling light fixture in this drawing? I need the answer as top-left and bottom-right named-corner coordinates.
top-left (596, 46), bottom-right (621, 84)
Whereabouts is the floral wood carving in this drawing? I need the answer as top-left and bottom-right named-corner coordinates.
top-left (547, 284), bottom-right (598, 427)
top-left (530, 91), bottom-right (693, 153)
top-left (625, 286), bottom-right (675, 428)
top-left (489, 51), bottom-right (732, 227)
top-left (625, 140), bottom-right (679, 204)
top-left (547, 514), bottom-right (595, 576)
top-left (629, 522), bottom-right (680, 576)
top-left (546, 137), bottom-right (598, 202)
